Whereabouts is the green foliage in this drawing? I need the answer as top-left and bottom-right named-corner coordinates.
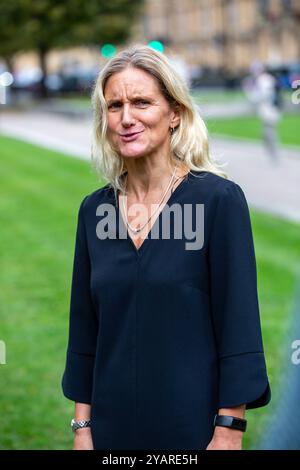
top-left (207, 114), bottom-right (300, 147)
top-left (0, 0), bottom-right (145, 57)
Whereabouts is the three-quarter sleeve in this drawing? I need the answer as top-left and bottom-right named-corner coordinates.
top-left (208, 181), bottom-right (271, 410)
top-left (61, 195), bottom-right (99, 404)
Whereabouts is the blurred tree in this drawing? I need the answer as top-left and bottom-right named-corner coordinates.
top-left (0, 0), bottom-right (145, 98)
top-left (0, 2), bottom-right (23, 74)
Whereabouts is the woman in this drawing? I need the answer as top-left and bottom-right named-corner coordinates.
top-left (61, 44), bottom-right (271, 450)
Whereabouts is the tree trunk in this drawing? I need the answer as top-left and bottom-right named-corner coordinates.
top-left (38, 47), bottom-right (48, 99)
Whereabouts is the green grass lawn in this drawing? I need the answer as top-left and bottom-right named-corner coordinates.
top-left (52, 95), bottom-right (92, 110)
top-left (191, 88), bottom-right (293, 105)
top-left (207, 113), bottom-right (300, 147)
top-left (0, 135), bottom-right (299, 449)
top-left (191, 89), bottom-right (246, 104)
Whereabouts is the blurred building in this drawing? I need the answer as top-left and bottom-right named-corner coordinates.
top-left (4, 0), bottom-right (300, 90)
top-left (133, 0), bottom-right (300, 84)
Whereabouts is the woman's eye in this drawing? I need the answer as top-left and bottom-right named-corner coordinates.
top-left (109, 102), bottom-right (121, 109)
top-left (108, 100), bottom-right (149, 109)
top-left (135, 100), bottom-right (149, 106)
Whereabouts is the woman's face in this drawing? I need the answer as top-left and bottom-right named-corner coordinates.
top-left (104, 66), bottom-right (180, 159)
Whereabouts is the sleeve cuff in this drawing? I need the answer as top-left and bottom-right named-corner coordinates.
top-left (218, 351), bottom-right (271, 410)
top-left (61, 349), bottom-right (95, 404)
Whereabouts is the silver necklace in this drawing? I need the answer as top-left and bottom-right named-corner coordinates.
top-left (121, 164), bottom-right (179, 234)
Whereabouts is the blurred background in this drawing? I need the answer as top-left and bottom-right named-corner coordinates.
top-left (0, 0), bottom-right (300, 450)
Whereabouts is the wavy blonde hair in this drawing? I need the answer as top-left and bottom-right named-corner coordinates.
top-left (91, 43), bottom-right (227, 195)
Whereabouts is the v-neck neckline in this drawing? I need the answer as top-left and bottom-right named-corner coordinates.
top-left (115, 170), bottom-right (192, 257)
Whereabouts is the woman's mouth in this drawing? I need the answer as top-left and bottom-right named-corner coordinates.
top-left (120, 131), bottom-right (143, 142)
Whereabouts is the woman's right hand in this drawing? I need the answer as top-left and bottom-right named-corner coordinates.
top-left (73, 428), bottom-right (94, 450)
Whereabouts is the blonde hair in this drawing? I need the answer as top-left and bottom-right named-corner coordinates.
top-left (91, 43), bottom-right (227, 195)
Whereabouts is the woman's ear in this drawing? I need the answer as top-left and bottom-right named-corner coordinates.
top-left (170, 102), bottom-right (182, 129)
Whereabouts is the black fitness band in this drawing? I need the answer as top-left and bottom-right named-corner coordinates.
top-left (213, 414), bottom-right (247, 432)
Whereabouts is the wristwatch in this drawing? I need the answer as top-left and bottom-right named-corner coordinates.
top-left (71, 418), bottom-right (91, 432)
top-left (213, 414), bottom-right (247, 432)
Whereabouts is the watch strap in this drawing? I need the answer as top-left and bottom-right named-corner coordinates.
top-left (71, 418), bottom-right (91, 432)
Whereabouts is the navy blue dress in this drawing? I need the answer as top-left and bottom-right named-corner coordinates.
top-left (61, 170), bottom-right (271, 450)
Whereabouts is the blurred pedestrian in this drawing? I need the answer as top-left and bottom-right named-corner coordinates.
top-left (242, 62), bottom-right (282, 164)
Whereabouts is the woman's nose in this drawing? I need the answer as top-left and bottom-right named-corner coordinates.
top-left (121, 103), bottom-right (136, 126)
